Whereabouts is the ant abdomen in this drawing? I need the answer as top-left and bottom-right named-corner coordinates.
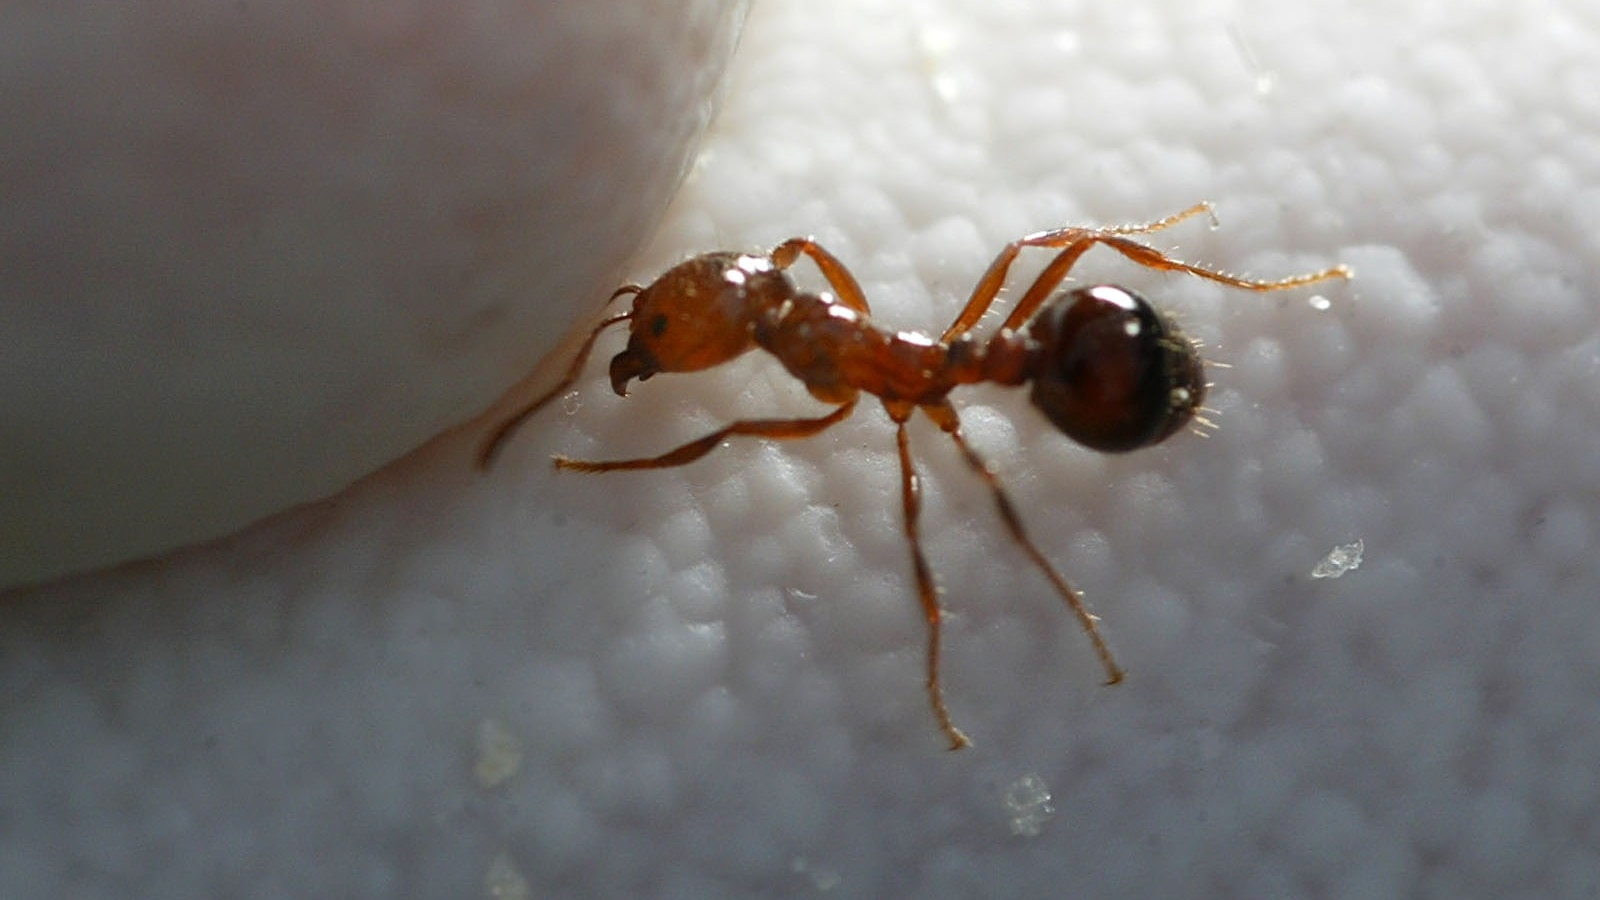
top-left (1024, 284), bottom-right (1206, 453)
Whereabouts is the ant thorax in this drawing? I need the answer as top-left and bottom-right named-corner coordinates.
top-left (752, 290), bottom-right (953, 405)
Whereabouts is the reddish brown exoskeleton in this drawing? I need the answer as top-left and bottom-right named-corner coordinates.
top-left (479, 203), bottom-right (1350, 749)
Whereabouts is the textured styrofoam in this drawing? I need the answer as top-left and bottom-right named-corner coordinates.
top-left (6, 0), bottom-right (1600, 896)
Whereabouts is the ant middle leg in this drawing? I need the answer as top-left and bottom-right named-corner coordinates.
top-left (887, 407), bottom-right (973, 750)
top-left (771, 238), bottom-right (872, 314)
top-left (555, 398), bottom-right (859, 472)
top-left (922, 402), bottom-right (1126, 687)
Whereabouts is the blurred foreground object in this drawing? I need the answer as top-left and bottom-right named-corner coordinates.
top-left (0, 0), bottom-right (749, 587)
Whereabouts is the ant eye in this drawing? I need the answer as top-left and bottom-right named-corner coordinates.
top-left (1025, 285), bottom-right (1205, 453)
top-left (649, 313), bottom-right (669, 337)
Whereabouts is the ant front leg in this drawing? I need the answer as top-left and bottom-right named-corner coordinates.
top-left (477, 297), bottom-right (638, 470)
top-left (770, 238), bottom-right (872, 315)
top-left (555, 399), bottom-right (858, 472)
top-left (920, 401), bottom-right (1125, 688)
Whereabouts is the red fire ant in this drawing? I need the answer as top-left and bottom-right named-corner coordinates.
top-left (478, 202), bottom-right (1349, 749)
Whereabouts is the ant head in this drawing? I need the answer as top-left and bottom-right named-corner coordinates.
top-left (1024, 284), bottom-right (1205, 453)
top-left (607, 252), bottom-right (775, 396)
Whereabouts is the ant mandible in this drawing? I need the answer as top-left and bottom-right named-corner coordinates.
top-left (478, 202), bottom-right (1350, 750)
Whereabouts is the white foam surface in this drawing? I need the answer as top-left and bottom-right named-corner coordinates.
top-left (7, 0), bottom-right (1600, 895)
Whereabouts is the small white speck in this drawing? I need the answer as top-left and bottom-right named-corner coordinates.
top-left (1228, 25), bottom-right (1278, 97)
top-left (917, 25), bottom-right (956, 59)
top-left (485, 852), bottom-right (532, 900)
top-left (474, 718), bottom-right (525, 788)
top-left (1311, 539), bottom-right (1365, 579)
top-left (791, 856), bottom-right (842, 892)
top-left (1002, 773), bottom-right (1054, 837)
top-left (1123, 319), bottom-right (1142, 337)
top-left (1308, 295), bottom-right (1333, 311)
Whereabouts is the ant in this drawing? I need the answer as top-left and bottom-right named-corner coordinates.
top-left (478, 202), bottom-right (1350, 749)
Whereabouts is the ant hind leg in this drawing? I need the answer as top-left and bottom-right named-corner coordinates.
top-left (1083, 234), bottom-right (1353, 293)
top-left (923, 402), bottom-right (1126, 687)
top-left (936, 205), bottom-right (1212, 342)
top-left (1097, 201), bottom-right (1217, 236)
top-left (941, 202), bottom-right (1349, 341)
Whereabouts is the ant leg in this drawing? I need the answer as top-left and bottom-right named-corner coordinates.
top-left (476, 298), bottom-right (638, 470)
top-left (993, 240), bottom-right (1096, 333)
top-left (889, 411), bottom-right (972, 750)
top-left (771, 238), bottom-right (872, 314)
top-left (985, 208), bottom-right (1221, 333)
top-left (555, 398), bottom-right (858, 472)
top-left (939, 225), bottom-right (1124, 341)
top-left (1000, 212), bottom-right (1350, 326)
top-left (938, 240), bottom-right (1031, 342)
top-left (936, 206), bottom-right (1212, 343)
top-left (940, 202), bottom-right (1347, 341)
top-left (1097, 201), bottom-right (1217, 236)
top-left (1069, 233), bottom-right (1353, 293)
top-left (983, 232), bottom-right (1351, 335)
top-left (923, 402), bottom-right (1126, 687)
